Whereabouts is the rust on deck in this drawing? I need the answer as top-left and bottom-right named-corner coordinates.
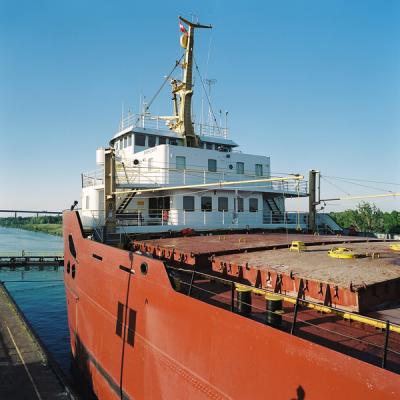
top-left (133, 233), bottom-right (381, 266)
top-left (211, 241), bottom-right (400, 312)
top-left (134, 233), bottom-right (400, 312)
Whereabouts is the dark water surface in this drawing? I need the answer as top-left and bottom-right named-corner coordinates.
top-left (0, 227), bottom-right (71, 372)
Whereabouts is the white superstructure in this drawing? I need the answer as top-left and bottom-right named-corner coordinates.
top-left (79, 17), bottom-right (310, 234)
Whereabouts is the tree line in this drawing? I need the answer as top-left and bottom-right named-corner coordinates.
top-left (0, 216), bottom-right (62, 227)
top-left (330, 202), bottom-right (400, 234)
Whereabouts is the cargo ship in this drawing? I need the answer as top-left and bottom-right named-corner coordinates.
top-left (64, 17), bottom-right (400, 399)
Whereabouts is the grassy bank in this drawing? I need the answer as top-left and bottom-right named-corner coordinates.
top-left (0, 216), bottom-right (63, 237)
top-left (18, 223), bottom-right (63, 236)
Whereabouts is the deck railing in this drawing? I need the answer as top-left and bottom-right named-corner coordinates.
top-left (80, 209), bottom-right (307, 230)
top-left (118, 113), bottom-right (228, 139)
top-left (166, 266), bottom-right (400, 374)
top-left (82, 166), bottom-right (308, 195)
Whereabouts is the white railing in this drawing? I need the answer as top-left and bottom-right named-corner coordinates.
top-left (119, 113), bottom-right (229, 139)
top-left (116, 210), bottom-right (308, 228)
top-left (81, 208), bottom-right (308, 229)
top-left (82, 170), bottom-right (103, 187)
top-left (82, 166), bottom-right (308, 194)
top-left (196, 123), bottom-right (228, 139)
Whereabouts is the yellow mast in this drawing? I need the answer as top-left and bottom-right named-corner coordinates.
top-left (168, 16), bottom-right (212, 147)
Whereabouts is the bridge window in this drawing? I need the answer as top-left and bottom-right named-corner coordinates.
top-left (183, 196), bottom-right (194, 212)
top-left (127, 135), bottom-right (132, 146)
top-left (124, 136), bottom-right (128, 148)
top-left (218, 197), bottom-right (228, 212)
top-left (208, 159), bottom-right (217, 172)
top-left (170, 139), bottom-right (177, 146)
top-left (201, 196), bottom-right (212, 211)
top-left (119, 138), bottom-right (123, 149)
top-left (135, 133), bottom-right (146, 146)
top-left (148, 136), bottom-right (156, 147)
top-left (255, 164), bottom-right (263, 176)
top-left (176, 156), bottom-right (186, 170)
top-left (159, 136), bottom-right (167, 145)
top-left (206, 143), bottom-right (213, 150)
top-left (249, 198), bottom-right (258, 212)
top-left (236, 162), bottom-right (244, 174)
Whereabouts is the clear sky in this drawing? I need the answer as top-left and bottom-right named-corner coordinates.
top-left (1, 0), bottom-right (399, 212)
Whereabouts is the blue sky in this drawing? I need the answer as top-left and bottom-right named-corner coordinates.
top-left (1, 0), bottom-right (399, 212)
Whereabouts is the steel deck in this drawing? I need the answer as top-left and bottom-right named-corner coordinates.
top-left (211, 241), bottom-right (400, 312)
top-left (133, 233), bottom-right (381, 265)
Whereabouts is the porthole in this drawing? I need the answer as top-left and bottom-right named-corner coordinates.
top-left (229, 164), bottom-right (233, 169)
top-left (140, 263), bottom-right (148, 275)
top-left (67, 261), bottom-right (70, 274)
top-left (72, 264), bottom-right (76, 279)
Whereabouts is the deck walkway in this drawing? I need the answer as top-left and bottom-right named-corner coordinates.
top-left (0, 283), bottom-right (76, 399)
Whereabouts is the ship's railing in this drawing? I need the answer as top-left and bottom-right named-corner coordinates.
top-left (116, 209), bottom-right (306, 228)
top-left (196, 123), bottom-right (228, 139)
top-left (119, 113), bottom-right (228, 139)
top-left (166, 266), bottom-right (400, 374)
top-left (82, 165), bottom-right (308, 194)
top-left (81, 170), bottom-right (103, 187)
top-left (79, 209), bottom-right (308, 229)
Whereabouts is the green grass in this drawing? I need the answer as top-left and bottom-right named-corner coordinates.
top-left (16, 223), bottom-right (63, 236)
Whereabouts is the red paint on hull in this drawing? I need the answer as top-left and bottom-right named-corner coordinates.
top-left (64, 211), bottom-right (400, 399)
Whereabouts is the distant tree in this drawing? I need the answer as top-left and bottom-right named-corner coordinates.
top-left (330, 202), bottom-right (399, 234)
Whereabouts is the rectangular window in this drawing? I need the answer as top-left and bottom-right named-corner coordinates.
top-left (176, 156), bottom-right (186, 170)
top-left (169, 139), bottom-right (177, 146)
top-left (201, 196), bottom-right (212, 211)
top-left (237, 197), bottom-right (244, 212)
top-left (183, 196), bottom-right (195, 211)
top-left (127, 135), bottom-right (132, 146)
top-left (159, 136), bottom-right (167, 145)
top-left (236, 162), bottom-right (244, 174)
top-left (124, 136), bottom-right (128, 148)
top-left (206, 142), bottom-right (213, 150)
top-left (148, 136), bottom-right (156, 147)
top-left (119, 139), bottom-right (123, 149)
top-left (149, 197), bottom-right (158, 218)
top-left (218, 197), bottom-right (228, 212)
top-left (249, 198), bottom-right (258, 212)
top-left (255, 164), bottom-right (263, 176)
top-left (208, 159), bottom-right (217, 172)
top-left (85, 196), bottom-right (90, 210)
top-left (115, 141), bottom-right (119, 150)
top-left (135, 133), bottom-right (146, 146)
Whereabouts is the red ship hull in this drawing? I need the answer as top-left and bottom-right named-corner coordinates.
top-left (63, 211), bottom-right (400, 399)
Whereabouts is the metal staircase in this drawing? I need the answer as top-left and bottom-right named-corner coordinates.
top-left (117, 191), bottom-right (136, 214)
top-left (266, 197), bottom-right (281, 214)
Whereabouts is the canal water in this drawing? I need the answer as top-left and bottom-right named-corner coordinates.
top-left (0, 227), bottom-right (70, 372)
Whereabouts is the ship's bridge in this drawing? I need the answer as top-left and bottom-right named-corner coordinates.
top-left (111, 113), bottom-right (238, 154)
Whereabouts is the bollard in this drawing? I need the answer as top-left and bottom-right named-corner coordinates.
top-left (236, 286), bottom-right (252, 316)
top-left (266, 293), bottom-right (283, 327)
